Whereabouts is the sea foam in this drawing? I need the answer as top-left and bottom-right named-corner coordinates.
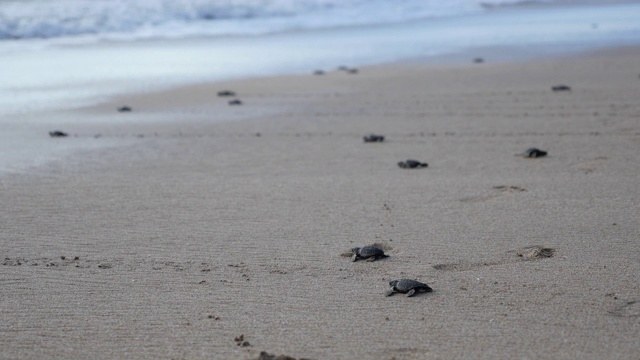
top-left (0, 0), bottom-right (555, 41)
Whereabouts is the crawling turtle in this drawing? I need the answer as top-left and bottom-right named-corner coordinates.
top-left (228, 99), bottom-right (243, 106)
top-left (117, 106), bottom-right (132, 112)
top-left (518, 148), bottom-right (548, 158)
top-left (218, 90), bottom-right (236, 97)
top-left (363, 134), bottom-right (384, 143)
top-left (49, 130), bottom-right (68, 138)
top-left (386, 279), bottom-right (432, 297)
top-left (398, 159), bottom-right (428, 169)
top-left (552, 85), bottom-right (571, 92)
top-left (351, 245), bottom-right (389, 262)
top-left (337, 65), bottom-right (358, 74)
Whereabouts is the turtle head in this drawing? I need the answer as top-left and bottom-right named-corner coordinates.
top-left (351, 247), bottom-right (361, 255)
top-left (389, 280), bottom-right (399, 287)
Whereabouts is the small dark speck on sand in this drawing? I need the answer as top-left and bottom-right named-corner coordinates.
top-left (49, 130), bottom-right (68, 138)
top-left (257, 351), bottom-right (298, 360)
top-left (217, 90), bottom-right (236, 97)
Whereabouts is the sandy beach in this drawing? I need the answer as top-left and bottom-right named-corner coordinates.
top-left (2, 46), bottom-right (640, 359)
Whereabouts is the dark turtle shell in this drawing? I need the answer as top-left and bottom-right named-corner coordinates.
top-left (387, 279), bottom-right (432, 297)
top-left (398, 159), bottom-right (428, 169)
top-left (363, 134), bottom-right (384, 143)
top-left (352, 245), bottom-right (388, 262)
top-left (522, 148), bottom-right (547, 158)
top-left (217, 90), bottom-right (236, 97)
top-left (49, 130), bottom-right (68, 138)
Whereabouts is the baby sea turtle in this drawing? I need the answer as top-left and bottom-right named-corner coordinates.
top-left (518, 147), bottom-right (548, 158)
top-left (228, 99), bottom-right (243, 106)
top-left (398, 159), bottom-right (428, 169)
top-left (218, 90), bottom-right (236, 97)
top-left (552, 85), bottom-right (571, 92)
top-left (386, 279), bottom-right (432, 297)
top-left (337, 65), bottom-right (358, 74)
top-left (351, 245), bottom-right (389, 262)
top-left (49, 130), bottom-right (68, 138)
top-left (363, 134), bottom-right (384, 143)
top-left (117, 106), bottom-right (132, 112)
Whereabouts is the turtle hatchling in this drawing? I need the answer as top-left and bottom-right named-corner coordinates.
top-left (217, 90), bottom-right (236, 97)
top-left (518, 147), bottom-right (548, 158)
top-left (48, 130), bottom-right (68, 138)
top-left (363, 134), bottom-right (384, 143)
top-left (398, 159), bottom-right (428, 169)
top-left (551, 85), bottom-right (571, 92)
top-left (386, 279), bottom-right (432, 297)
top-left (351, 245), bottom-right (389, 262)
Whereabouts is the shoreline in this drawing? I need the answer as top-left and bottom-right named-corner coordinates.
top-left (1, 42), bottom-right (637, 179)
top-left (8, 43), bottom-right (626, 180)
top-left (2, 42), bottom-right (639, 358)
top-left (2, 0), bottom-right (640, 175)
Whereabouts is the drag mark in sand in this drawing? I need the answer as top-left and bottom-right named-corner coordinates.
top-left (2, 256), bottom-right (221, 274)
top-left (608, 300), bottom-right (640, 318)
top-left (433, 245), bottom-right (556, 272)
top-left (460, 185), bottom-right (526, 203)
top-left (570, 156), bottom-right (609, 174)
top-left (257, 351), bottom-right (312, 360)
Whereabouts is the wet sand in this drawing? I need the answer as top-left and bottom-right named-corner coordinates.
top-left (1, 46), bottom-right (639, 359)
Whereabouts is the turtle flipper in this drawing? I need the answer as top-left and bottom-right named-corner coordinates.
top-left (406, 289), bottom-right (417, 297)
top-left (386, 288), bottom-right (396, 296)
top-left (365, 256), bottom-right (376, 262)
top-left (351, 254), bottom-right (358, 262)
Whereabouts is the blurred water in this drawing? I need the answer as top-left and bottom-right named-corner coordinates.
top-left (0, 2), bottom-right (639, 174)
top-left (0, 0), bottom-right (556, 40)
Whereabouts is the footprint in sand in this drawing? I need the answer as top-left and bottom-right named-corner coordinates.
top-left (228, 262), bottom-right (251, 281)
top-left (3, 256), bottom-right (85, 268)
top-left (511, 245), bottom-right (555, 260)
top-left (433, 245), bottom-right (555, 272)
top-left (460, 185), bottom-right (526, 203)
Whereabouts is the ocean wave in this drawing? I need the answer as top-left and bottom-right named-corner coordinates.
top-left (0, 0), bottom-right (556, 41)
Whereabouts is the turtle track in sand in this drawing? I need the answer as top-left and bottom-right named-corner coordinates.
top-left (432, 245), bottom-right (556, 272)
top-left (460, 185), bottom-right (526, 203)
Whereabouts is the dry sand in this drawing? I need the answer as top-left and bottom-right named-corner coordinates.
top-left (2, 46), bottom-right (640, 359)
